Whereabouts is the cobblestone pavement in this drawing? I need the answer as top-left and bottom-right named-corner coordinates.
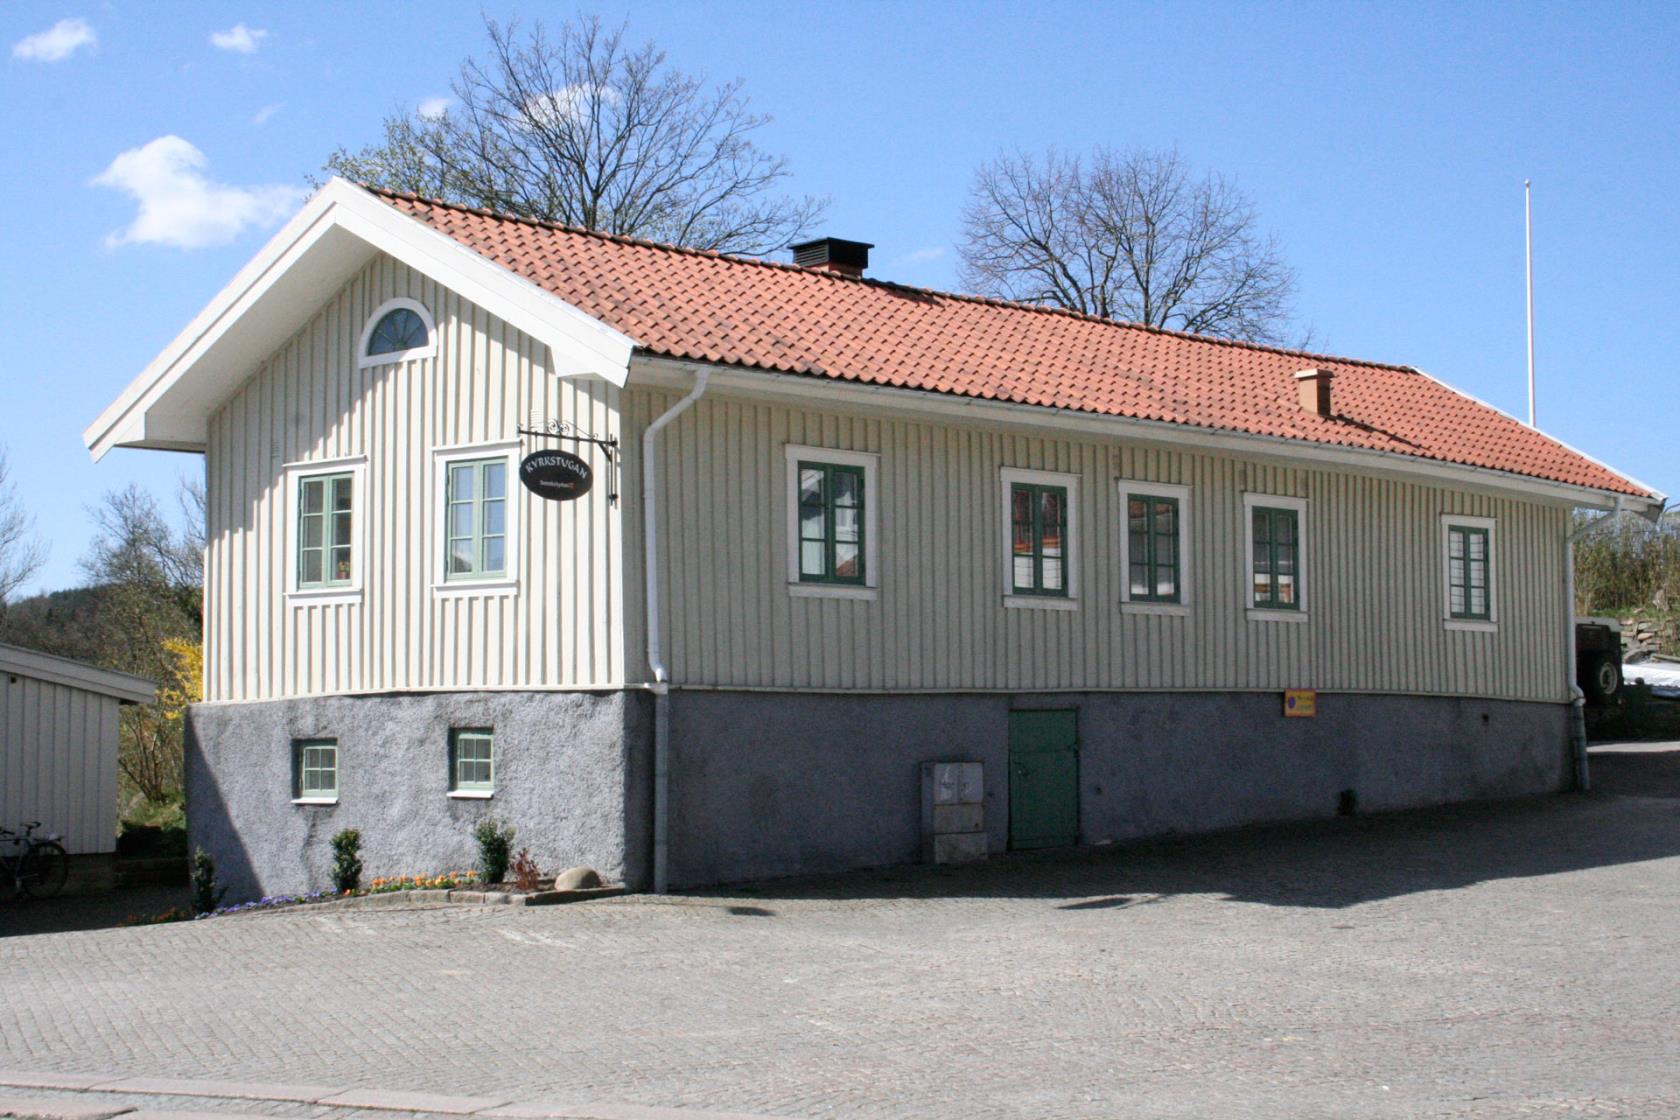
top-left (5, 753), bottom-right (1680, 1120)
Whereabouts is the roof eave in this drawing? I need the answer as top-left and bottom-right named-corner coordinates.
top-left (85, 179), bottom-right (639, 463)
top-left (632, 355), bottom-right (1662, 515)
top-left (0, 643), bottom-right (157, 704)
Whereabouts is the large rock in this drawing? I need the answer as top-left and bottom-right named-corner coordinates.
top-left (552, 866), bottom-right (602, 891)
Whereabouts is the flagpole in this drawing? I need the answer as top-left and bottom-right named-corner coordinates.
top-left (1525, 179), bottom-right (1535, 427)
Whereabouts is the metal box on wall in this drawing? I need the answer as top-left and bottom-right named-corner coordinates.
top-left (921, 760), bottom-right (986, 864)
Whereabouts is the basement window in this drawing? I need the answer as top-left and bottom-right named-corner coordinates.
top-left (449, 729), bottom-right (495, 798)
top-left (292, 739), bottom-right (339, 804)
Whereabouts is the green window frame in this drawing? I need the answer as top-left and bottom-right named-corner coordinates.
top-left (1447, 524), bottom-right (1491, 620)
top-left (293, 739), bottom-right (338, 801)
top-left (449, 729), bottom-right (495, 794)
top-left (796, 461), bottom-right (866, 584)
top-left (297, 472), bottom-right (354, 589)
top-left (1251, 506), bottom-right (1301, 610)
top-left (1127, 495), bottom-right (1181, 603)
top-left (445, 457), bottom-right (508, 581)
top-left (1010, 483), bottom-right (1070, 597)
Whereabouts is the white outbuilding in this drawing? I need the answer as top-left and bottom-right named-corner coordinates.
top-left (0, 643), bottom-right (156, 885)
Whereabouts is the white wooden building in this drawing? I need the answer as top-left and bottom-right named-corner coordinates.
top-left (0, 643), bottom-right (156, 870)
top-left (85, 180), bottom-right (1664, 900)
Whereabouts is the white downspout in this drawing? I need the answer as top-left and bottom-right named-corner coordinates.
top-left (642, 367), bottom-right (709, 894)
top-left (1565, 495), bottom-right (1626, 792)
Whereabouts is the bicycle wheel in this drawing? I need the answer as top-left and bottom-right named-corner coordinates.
top-left (19, 840), bottom-right (68, 900)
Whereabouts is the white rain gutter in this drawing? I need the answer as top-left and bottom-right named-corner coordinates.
top-left (642, 367), bottom-right (710, 893)
top-left (1565, 495), bottom-right (1630, 790)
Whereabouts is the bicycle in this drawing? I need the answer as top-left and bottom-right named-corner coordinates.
top-left (1, 821), bottom-right (69, 900)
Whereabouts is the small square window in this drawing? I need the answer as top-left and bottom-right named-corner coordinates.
top-left (293, 739), bottom-right (338, 801)
top-left (450, 729), bottom-right (495, 794)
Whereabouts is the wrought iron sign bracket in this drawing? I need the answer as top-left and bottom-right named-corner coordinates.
top-left (519, 419), bottom-right (619, 503)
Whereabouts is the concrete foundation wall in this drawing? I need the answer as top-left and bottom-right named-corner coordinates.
top-left (186, 690), bottom-right (650, 902)
top-left (665, 690), bottom-right (1571, 889)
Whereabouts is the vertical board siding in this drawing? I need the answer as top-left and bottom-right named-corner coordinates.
top-left (626, 389), bottom-right (1571, 702)
top-left (0, 677), bottom-right (120, 854)
top-left (203, 254), bottom-right (625, 702)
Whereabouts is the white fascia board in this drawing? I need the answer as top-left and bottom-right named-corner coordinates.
top-left (630, 356), bottom-right (1659, 515)
top-left (85, 178), bottom-right (636, 462)
top-left (0, 642), bottom-right (157, 704)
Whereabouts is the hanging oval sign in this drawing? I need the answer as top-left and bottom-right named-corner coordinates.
top-left (519, 450), bottom-right (593, 501)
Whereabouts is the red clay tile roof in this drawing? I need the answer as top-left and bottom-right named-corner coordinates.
top-left (370, 187), bottom-right (1651, 499)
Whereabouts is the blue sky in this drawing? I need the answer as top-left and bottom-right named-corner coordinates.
top-left (2, 1), bottom-right (1676, 595)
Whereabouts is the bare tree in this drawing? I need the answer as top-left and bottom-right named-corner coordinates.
top-left (324, 15), bottom-right (826, 256)
top-left (0, 447), bottom-right (46, 607)
top-left (959, 147), bottom-right (1303, 345)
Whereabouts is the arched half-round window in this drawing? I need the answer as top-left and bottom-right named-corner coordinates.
top-left (359, 298), bottom-right (436, 367)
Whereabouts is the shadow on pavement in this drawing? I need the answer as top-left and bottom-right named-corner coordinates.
top-left (694, 746), bottom-right (1680, 912)
top-left (0, 884), bottom-right (189, 939)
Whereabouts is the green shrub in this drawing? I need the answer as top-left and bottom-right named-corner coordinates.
top-left (473, 816), bottom-right (516, 884)
top-left (190, 847), bottom-right (224, 915)
top-left (330, 828), bottom-right (363, 894)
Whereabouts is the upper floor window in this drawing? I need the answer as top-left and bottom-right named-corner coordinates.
top-left (445, 458), bottom-right (508, 581)
top-left (1001, 467), bottom-right (1080, 609)
top-left (297, 472), bottom-right (354, 590)
top-left (359, 298), bottom-right (436, 367)
top-left (284, 456), bottom-right (366, 601)
top-left (1442, 515), bottom-right (1496, 630)
top-left (783, 444), bottom-right (880, 600)
top-left (1120, 482), bottom-right (1190, 610)
top-left (1243, 493), bottom-right (1307, 617)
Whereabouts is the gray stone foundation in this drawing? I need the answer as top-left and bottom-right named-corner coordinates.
top-left (186, 690), bottom-right (650, 902)
top-left (188, 687), bottom-right (1570, 899)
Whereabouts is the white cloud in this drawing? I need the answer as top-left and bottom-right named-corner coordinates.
top-left (897, 247), bottom-right (946, 265)
top-left (525, 84), bottom-right (619, 129)
top-left (417, 96), bottom-right (451, 120)
top-left (209, 23), bottom-right (268, 53)
top-left (12, 17), bottom-right (96, 62)
top-left (251, 103), bottom-right (283, 126)
top-left (91, 136), bottom-right (305, 250)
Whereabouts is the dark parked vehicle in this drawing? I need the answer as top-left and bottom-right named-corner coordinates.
top-left (1576, 619), bottom-right (1624, 706)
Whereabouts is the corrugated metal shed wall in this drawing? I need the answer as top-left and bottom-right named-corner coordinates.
top-left (0, 674), bottom-right (120, 854)
top-left (203, 254), bottom-right (625, 702)
top-left (624, 388), bottom-right (1571, 702)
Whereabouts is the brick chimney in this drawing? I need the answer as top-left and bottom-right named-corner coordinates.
top-left (1295, 368), bottom-right (1336, 417)
top-left (790, 237), bottom-right (873, 278)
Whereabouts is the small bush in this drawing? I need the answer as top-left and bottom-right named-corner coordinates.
top-left (473, 816), bottom-right (516, 884)
top-left (190, 847), bottom-right (224, 915)
top-left (510, 847), bottom-right (541, 892)
top-left (330, 828), bottom-right (363, 894)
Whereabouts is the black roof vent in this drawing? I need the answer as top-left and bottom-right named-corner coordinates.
top-left (790, 237), bottom-right (873, 278)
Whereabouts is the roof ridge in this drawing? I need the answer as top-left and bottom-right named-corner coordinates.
top-left (360, 183), bottom-right (1417, 375)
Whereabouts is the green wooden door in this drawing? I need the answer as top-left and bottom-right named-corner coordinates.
top-left (1008, 709), bottom-right (1079, 849)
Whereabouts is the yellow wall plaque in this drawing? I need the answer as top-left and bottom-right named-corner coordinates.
top-left (1284, 689), bottom-right (1317, 718)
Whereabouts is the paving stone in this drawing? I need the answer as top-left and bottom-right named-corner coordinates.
top-left (4, 756), bottom-right (1680, 1120)
top-left (317, 1092), bottom-right (509, 1115)
top-left (90, 1082), bottom-right (331, 1105)
top-left (0, 1097), bottom-right (129, 1120)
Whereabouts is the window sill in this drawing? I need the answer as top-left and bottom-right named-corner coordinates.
top-left (1445, 619), bottom-right (1497, 633)
top-left (788, 582), bottom-right (878, 601)
top-left (432, 579), bottom-right (518, 599)
top-left (447, 790), bottom-right (494, 800)
top-left (1247, 607), bottom-right (1307, 624)
top-left (1004, 595), bottom-right (1079, 612)
top-left (288, 588), bottom-right (362, 606)
top-left (292, 797), bottom-right (338, 806)
top-left (1120, 601), bottom-right (1189, 617)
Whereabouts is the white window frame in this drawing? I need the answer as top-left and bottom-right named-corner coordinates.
top-left (432, 440), bottom-right (521, 598)
top-left (1242, 492), bottom-right (1308, 623)
top-left (282, 455), bottom-right (368, 605)
top-left (1001, 466), bottom-right (1081, 611)
top-left (1440, 513), bottom-right (1498, 632)
top-left (358, 297), bottom-right (437, 369)
top-left (784, 444), bottom-right (881, 600)
top-left (1117, 480), bottom-right (1191, 616)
